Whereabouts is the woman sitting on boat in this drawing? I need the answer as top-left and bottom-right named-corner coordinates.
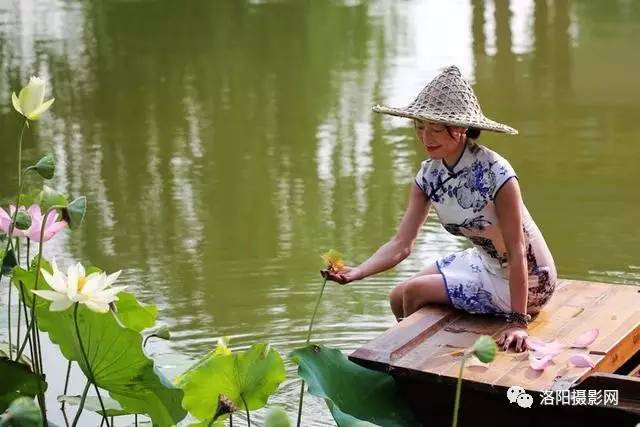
top-left (322, 66), bottom-right (557, 353)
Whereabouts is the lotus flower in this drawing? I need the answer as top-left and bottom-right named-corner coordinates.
top-left (12, 76), bottom-right (55, 121)
top-left (25, 205), bottom-right (66, 242)
top-left (0, 206), bottom-right (29, 237)
top-left (572, 329), bottom-right (599, 348)
top-left (321, 249), bottom-right (344, 272)
top-left (32, 260), bottom-right (125, 313)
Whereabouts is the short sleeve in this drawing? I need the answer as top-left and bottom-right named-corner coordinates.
top-left (491, 156), bottom-right (518, 200)
top-left (414, 160), bottom-right (430, 197)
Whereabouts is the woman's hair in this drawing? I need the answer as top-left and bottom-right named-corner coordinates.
top-left (465, 127), bottom-right (481, 140)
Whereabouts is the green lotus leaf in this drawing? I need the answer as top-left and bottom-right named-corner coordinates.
top-left (177, 341), bottom-right (286, 421)
top-left (40, 186), bottom-right (67, 211)
top-left (148, 325), bottom-right (171, 341)
top-left (13, 265), bottom-right (186, 425)
top-left (263, 407), bottom-right (292, 427)
top-left (57, 395), bottom-right (131, 417)
top-left (0, 356), bottom-right (46, 413)
top-left (143, 325), bottom-right (171, 347)
top-left (113, 292), bottom-right (158, 333)
top-left (0, 397), bottom-right (42, 427)
top-left (289, 345), bottom-right (419, 427)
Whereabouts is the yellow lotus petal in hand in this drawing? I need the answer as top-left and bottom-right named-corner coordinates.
top-left (321, 249), bottom-right (344, 272)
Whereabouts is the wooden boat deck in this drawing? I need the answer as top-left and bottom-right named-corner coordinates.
top-left (350, 279), bottom-right (640, 393)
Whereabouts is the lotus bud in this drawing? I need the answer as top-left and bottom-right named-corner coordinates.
top-left (33, 155), bottom-right (55, 180)
top-left (11, 76), bottom-right (55, 121)
top-left (471, 335), bottom-right (497, 363)
top-left (14, 210), bottom-right (31, 231)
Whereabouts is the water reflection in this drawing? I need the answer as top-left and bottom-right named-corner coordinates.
top-left (1, 0), bottom-right (639, 425)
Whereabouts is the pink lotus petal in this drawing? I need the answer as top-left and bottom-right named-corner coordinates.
top-left (572, 329), bottom-right (599, 348)
top-left (529, 353), bottom-right (554, 371)
top-left (526, 337), bottom-right (564, 357)
top-left (27, 204), bottom-right (42, 218)
top-left (568, 353), bottom-right (595, 368)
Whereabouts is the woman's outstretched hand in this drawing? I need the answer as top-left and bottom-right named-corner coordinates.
top-left (497, 327), bottom-right (528, 352)
top-left (320, 266), bottom-right (361, 285)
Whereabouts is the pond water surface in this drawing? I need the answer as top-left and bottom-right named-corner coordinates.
top-left (0, 0), bottom-right (639, 425)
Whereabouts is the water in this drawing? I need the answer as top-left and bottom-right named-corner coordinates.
top-left (0, 0), bottom-right (639, 425)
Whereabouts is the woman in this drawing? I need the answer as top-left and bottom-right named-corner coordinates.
top-left (322, 66), bottom-right (556, 353)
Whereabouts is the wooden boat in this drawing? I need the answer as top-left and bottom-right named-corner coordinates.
top-left (349, 279), bottom-right (640, 426)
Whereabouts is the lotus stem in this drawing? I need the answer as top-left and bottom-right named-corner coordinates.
top-left (18, 283), bottom-right (34, 363)
top-left (230, 413), bottom-right (233, 427)
top-left (296, 277), bottom-right (328, 427)
top-left (71, 380), bottom-right (91, 427)
top-left (26, 207), bottom-right (57, 380)
top-left (7, 275), bottom-right (12, 359)
top-left (2, 160), bottom-right (28, 360)
top-left (452, 354), bottom-right (468, 427)
top-left (73, 303), bottom-right (111, 427)
top-left (240, 393), bottom-right (250, 427)
top-left (134, 414), bottom-right (138, 426)
top-left (17, 120), bottom-right (26, 187)
top-left (296, 382), bottom-right (305, 427)
top-left (305, 277), bottom-right (328, 344)
top-left (60, 360), bottom-right (72, 427)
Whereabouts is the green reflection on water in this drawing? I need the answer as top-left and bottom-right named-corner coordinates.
top-left (1, 0), bottom-right (639, 423)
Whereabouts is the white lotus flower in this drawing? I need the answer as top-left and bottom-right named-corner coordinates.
top-left (12, 76), bottom-right (55, 121)
top-left (32, 260), bottom-right (126, 313)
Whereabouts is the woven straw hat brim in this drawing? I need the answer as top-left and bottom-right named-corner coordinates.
top-left (373, 104), bottom-right (518, 135)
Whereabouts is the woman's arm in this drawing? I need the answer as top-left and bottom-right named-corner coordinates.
top-left (495, 178), bottom-right (530, 352)
top-left (495, 178), bottom-right (528, 314)
top-left (325, 183), bottom-right (431, 283)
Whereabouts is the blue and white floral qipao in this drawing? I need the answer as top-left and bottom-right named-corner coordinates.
top-left (415, 141), bottom-right (557, 315)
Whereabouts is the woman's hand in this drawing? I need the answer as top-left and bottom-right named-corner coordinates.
top-left (497, 327), bottom-right (528, 352)
top-left (320, 266), bottom-right (361, 285)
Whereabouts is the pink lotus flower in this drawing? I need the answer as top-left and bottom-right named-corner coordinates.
top-left (26, 205), bottom-right (66, 242)
top-left (0, 204), bottom-right (66, 242)
top-left (0, 205), bottom-right (29, 237)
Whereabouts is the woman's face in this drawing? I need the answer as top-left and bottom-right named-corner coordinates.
top-left (414, 120), bottom-right (466, 159)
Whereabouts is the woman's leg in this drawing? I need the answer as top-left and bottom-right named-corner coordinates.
top-left (389, 264), bottom-right (448, 321)
top-left (402, 274), bottom-right (449, 318)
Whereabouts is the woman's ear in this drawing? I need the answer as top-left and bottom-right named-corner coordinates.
top-left (448, 126), bottom-right (466, 141)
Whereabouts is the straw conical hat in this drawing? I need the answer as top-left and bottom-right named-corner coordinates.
top-left (373, 65), bottom-right (518, 135)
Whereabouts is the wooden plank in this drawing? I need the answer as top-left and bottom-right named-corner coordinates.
top-left (391, 315), bottom-right (505, 371)
top-left (494, 283), bottom-right (639, 391)
top-left (434, 280), bottom-right (609, 382)
top-left (439, 304), bottom-right (586, 385)
top-left (350, 279), bottom-right (638, 396)
top-left (348, 305), bottom-right (460, 369)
